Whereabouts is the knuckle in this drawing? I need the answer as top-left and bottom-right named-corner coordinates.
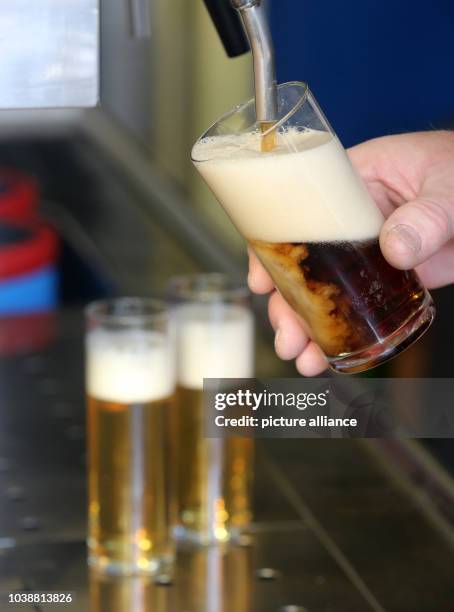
top-left (416, 198), bottom-right (453, 242)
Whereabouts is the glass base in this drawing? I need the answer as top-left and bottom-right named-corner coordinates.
top-left (174, 524), bottom-right (241, 547)
top-left (88, 551), bottom-right (174, 578)
top-left (328, 296), bottom-right (435, 374)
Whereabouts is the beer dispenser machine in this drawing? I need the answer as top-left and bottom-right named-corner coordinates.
top-left (0, 0), bottom-right (276, 116)
top-left (0, 0), bottom-right (271, 111)
top-left (0, 0), bottom-right (100, 109)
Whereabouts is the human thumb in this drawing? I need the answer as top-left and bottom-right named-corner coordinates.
top-left (379, 197), bottom-right (453, 270)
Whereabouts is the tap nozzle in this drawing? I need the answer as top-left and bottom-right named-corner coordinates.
top-left (231, 0), bottom-right (277, 123)
top-left (231, 0), bottom-right (260, 8)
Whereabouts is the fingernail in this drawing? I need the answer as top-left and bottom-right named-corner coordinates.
top-left (386, 224), bottom-right (421, 254)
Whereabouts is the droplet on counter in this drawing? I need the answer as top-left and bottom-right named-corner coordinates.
top-left (20, 516), bottom-right (41, 531)
top-left (0, 537), bottom-right (16, 550)
top-left (256, 567), bottom-right (279, 581)
top-left (154, 574), bottom-right (173, 587)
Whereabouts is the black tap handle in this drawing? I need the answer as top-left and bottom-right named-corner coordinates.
top-left (202, 0), bottom-right (250, 58)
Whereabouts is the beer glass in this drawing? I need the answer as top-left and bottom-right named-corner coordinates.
top-left (167, 274), bottom-right (255, 544)
top-left (85, 298), bottom-right (176, 575)
top-left (192, 82), bottom-right (435, 374)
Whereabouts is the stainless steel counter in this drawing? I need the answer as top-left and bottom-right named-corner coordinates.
top-left (1, 310), bottom-right (454, 612)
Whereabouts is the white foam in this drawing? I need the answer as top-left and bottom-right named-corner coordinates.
top-left (175, 303), bottom-right (254, 390)
top-left (86, 328), bottom-right (175, 403)
top-left (192, 129), bottom-right (384, 243)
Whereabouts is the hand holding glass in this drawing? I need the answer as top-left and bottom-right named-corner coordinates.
top-left (192, 83), bottom-right (434, 373)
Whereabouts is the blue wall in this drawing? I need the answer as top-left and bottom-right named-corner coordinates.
top-left (270, 0), bottom-right (454, 146)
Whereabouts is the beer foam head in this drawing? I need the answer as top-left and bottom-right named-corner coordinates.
top-left (86, 328), bottom-right (175, 403)
top-left (175, 303), bottom-right (254, 390)
top-left (192, 129), bottom-right (384, 243)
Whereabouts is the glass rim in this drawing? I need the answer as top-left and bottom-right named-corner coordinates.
top-left (191, 81), bottom-right (309, 163)
top-left (166, 272), bottom-right (250, 302)
top-left (84, 297), bottom-right (169, 325)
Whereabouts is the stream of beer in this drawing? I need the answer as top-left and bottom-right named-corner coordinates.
top-left (260, 121), bottom-right (277, 152)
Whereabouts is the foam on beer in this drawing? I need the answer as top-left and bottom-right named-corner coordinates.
top-left (176, 303), bottom-right (254, 390)
top-left (86, 329), bottom-right (175, 403)
top-left (192, 129), bottom-right (384, 243)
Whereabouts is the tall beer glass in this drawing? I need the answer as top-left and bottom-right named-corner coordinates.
top-left (167, 274), bottom-right (254, 544)
top-left (192, 82), bottom-right (435, 374)
top-left (85, 298), bottom-right (176, 575)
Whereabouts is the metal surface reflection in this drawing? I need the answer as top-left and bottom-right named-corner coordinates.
top-left (0, 0), bottom-right (99, 109)
top-left (176, 545), bottom-right (252, 612)
top-left (89, 546), bottom-right (252, 612)
top-left (90, 571), bottom-right (174, 612)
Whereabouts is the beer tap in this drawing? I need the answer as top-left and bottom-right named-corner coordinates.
top-left (203, 0), bottom-right (278, 132)
top-left (202, 0), bottom-right (250, 57)
top-left (231, 0), bottom-right (278, 130)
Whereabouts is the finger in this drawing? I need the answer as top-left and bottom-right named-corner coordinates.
top-left (347, 145), bottom-right (400, 217)
top-left (267, 291), bottom-right (310, 360)
top-left (295, 341), bottom-right (328, 377)
top-left (415, 239), bottom-right (454, 288)
top-left (380, 197), bottom-right (454, 270)
top-left (247, 246), bottom-right (274, 294)
top-left (347, 140), bottom-right (379, 180)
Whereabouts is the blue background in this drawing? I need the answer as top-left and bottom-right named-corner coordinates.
top-left (270, 0), bottom-right (454, 147)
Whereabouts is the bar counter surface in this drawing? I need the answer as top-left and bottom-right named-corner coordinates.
top-left (0, 310), bottom-right (453, 612)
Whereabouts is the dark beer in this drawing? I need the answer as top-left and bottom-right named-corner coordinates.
top-left (251, 237), bottom-right (433, 371)
top-left (192, 118), bottom-right (435, 373)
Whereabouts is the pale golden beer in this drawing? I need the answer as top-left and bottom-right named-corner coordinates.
top-left (167, 275), bottom-right (255, 544)
top-left (175, 385), bottom-right (253, 542)
top-left (85, 299), bottom-right (176, 575)
top-left (87, 395), bottom-right (175, 573)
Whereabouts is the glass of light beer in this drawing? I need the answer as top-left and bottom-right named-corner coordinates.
top-left (191, 82), bottom-right (435, 374)
top-left (85, 298), bottom-right (176, 575)
top-left (167, 274), bottom-right (255, 545)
